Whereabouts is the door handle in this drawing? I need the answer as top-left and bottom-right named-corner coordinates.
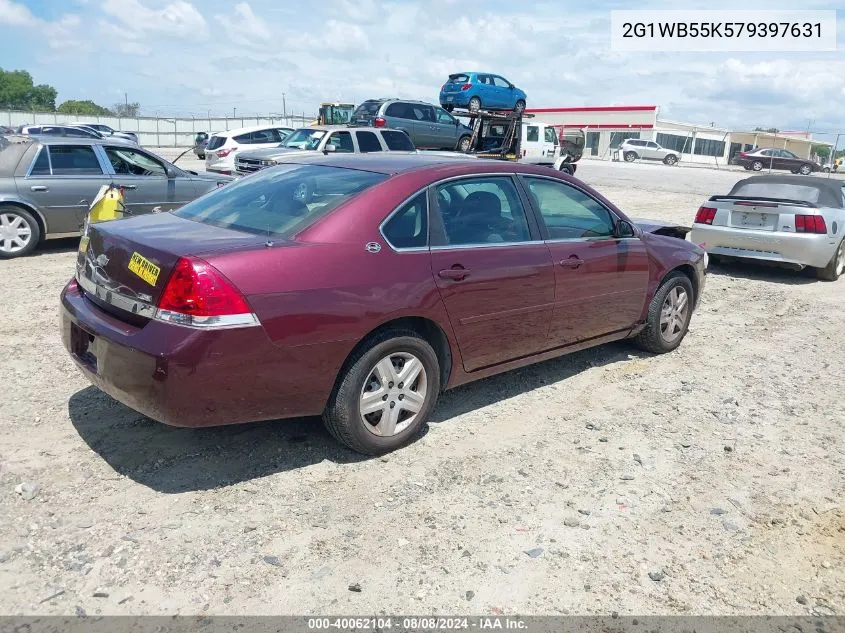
top-left (30, 185), bottom-right (48, 192)
top-left (438, 267), bottom-right (470, 281)
top-left (119, 184), bottom-right (138, 190)
top-left (559, 256), bottom-right (584, 269)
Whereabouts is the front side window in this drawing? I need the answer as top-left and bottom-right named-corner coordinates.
top-left (355, 131), bottom-right (382, 153)
top-left (434, 177), bottom-right (531, 246)
top-left (381, 130), bottom-right (414, 151)
top-left (105, 147), bottom-right (167, 176)
top-left (524, 177), bottom-right (616, 240)
top-left (544, 127), bottom-right (558, 144)
top-left (436, 108), bottom-right (455, 125)
top-left (48, 146), bottom-right (103, 175)
top-left (173, 164), bottom-right (387, 238)
top-left (327, 131), bottom-right (354, 152)
top-left (383, 192), bottom-right (427, 249)
top-left (492, 76), bottom-right (511, 88)
top-left (526, 126), bottom-right (539, 142)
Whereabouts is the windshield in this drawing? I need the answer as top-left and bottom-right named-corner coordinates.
top-left (282, 129), bottom-right (326, 150)
top-left (173, 164), bottom-right (387, 238)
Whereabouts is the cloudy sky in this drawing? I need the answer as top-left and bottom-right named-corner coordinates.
top-left (0, 0), bottom-right (842, 135)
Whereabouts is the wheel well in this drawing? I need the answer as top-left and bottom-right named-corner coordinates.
top-left (666, 264), bottom-right (698, 305)
top-left (0, 201), bottom-right (45, 241)
top-left (341, 317), bottom-right (453, 392)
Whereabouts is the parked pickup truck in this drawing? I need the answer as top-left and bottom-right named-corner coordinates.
top-left (235, 126), bottom-right (424, 175)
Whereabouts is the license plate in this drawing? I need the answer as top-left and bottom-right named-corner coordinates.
top-left (739, 212), bottom-right (771, 229)
top-left (128, 251), bottom-right (161, 286)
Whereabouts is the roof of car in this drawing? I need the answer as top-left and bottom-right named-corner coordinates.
top-left (728, 175), bottom-right (845, 208)
top-left (212, 124), bottom-right (292, 137)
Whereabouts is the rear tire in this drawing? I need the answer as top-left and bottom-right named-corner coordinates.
top-left (816, 237), bottom-right (845, 281)
top-left (624, 151), bottom-right (638, 162)
top-left (468, 97), bottom-right (481, 113)
top-left (0, 205), bottom-right (40, 259)
top-left (323, 329), bottom-right (441, 455)
top-left (632, 272), bottom-right (694, 354)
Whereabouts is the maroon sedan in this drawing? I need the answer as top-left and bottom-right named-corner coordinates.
top-left (61, 153), bottom-right (706, 455)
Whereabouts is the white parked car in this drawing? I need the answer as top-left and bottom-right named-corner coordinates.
top-left (690, 175), bottom-right (845, 281)
top-left (205, 125), bottom-right (294, 175)
top-left (620, 138), bottom-right (679, 165)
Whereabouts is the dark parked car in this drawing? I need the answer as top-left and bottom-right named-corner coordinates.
top-left (194, 132), bottom-right (209, 159)
top-left (20, 124), bottom-right (103, 139)
top-left (61, 153), bottom-right (706, 455)
top-left (736, 147), bottom-right (821, 175)
top-left (0, 136), bottom-right (232, 258)
top-left (351, 99), bottom-right (474, 151)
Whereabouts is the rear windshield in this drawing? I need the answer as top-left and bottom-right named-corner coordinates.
top-left (381, 130), bottom-right (415, 151)
top-left (730, 183), bottom-right (821, 204)
top-left (173, 164), bottom-right (387, 238)
top-left (352, 101), bottom-right (382, 118)
top-left (447, 74), bottom-right (469, 83)
top-left (206, 135), bottom-right (226, 151)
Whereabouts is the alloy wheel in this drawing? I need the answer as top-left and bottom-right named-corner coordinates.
top-left (359, 352), bottom-right (427, 437)
top-left (0, 212), bottom-right (33, 254)
top-left (659, 286), bottom-right (689, 344)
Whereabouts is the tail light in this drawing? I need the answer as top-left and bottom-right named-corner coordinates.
top-left (216, 147), bottom-right (235, 158)
top-left (794, 214), bottom-right (827, 234)
top-left (374, 117), bottom-right (386, 128)
top-left (155, 257), bottom-right (258, 328)
top-left (461, 83), bottom-right (473, 91)
top-left (739, 152), bottom-right (747, 158)
top-left (694, 206), bottom-right (717, 225)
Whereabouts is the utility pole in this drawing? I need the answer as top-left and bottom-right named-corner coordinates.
top-left (125, 92), bottom-right (128, 108)
top-left (233, 107), bottom-right (237, 118)
top-left (282, 93), bottom-right (287, 119)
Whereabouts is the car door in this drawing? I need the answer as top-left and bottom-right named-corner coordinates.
top-left (643, 142), bottom-right (661, 160)
top-left (477, 74), bottom-right (496, 108)
top-left (522, 125), bottom-right (541, 161)
top-left (780, 149), bottom-right (800, 171)
top-left (410, 104), bottom-right (437, 148)
top-left (383, 102), bottom-right (421, 145)
top-left (429, 175), bottom-right (555, 371)
top-left (23, 144), bottom-right (114, 235)
top-left (102, 145), bottom-right (187, 215)
top-left (433, 107), bottom-right (460, 149)
top-left (491, 75), bottom-right (514, 109)
top-left (520, 175), bottom-right (650, 346)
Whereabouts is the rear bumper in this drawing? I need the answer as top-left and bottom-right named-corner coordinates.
top-left (690, 225), bottom-right (837, 269)
top-left (440, 92), bottom-right (471, 107)
top-left (61, 280), bottom-right (331, 427)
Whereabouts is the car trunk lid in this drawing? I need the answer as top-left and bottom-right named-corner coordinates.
top-left (704, 196), bottom-right (823, 233)
top-left (76, 213), bottom-right (269, 324)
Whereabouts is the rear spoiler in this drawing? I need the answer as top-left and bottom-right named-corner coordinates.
top-left (708, 195), bottom-right (818, 208)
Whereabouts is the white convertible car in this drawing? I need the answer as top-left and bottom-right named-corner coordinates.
top-left (690, 175), bottom-right (845, 281)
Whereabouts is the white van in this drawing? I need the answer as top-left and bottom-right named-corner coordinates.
top-left (519, 123), bottom-right (559, 166)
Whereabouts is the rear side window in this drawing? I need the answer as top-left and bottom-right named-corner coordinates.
top-left (173, 164), bottom-right (387, 239)
top-left (234, 129), bottom-right (282, 144)
top-left (381, 130), bottom-right (414, 151)
top-left (385, 102), bottom-right (410, 119)
top-left (383, 192), bottom-right (428, 249)
top-left (29, 147), bottom-right (51, 175)
top-left (206, 135), bottom-right (226, 151)
top-left (48, 146), bottom-right (103, 175)
top-left (355, 131), bottom-right (382, 153)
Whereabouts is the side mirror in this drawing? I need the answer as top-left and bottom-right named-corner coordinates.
top-left (324, 144), bottom-right (337, 153)
top-left (615, 220), bottom-right (636, 238)
top-left (165, 166), bottom-right (178, 179)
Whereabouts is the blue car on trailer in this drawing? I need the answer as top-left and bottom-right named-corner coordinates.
top-left (439, 72), bottom-right (527, 114)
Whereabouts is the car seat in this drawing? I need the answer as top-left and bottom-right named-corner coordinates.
top-left (449, 191), bottom-right (506, 244)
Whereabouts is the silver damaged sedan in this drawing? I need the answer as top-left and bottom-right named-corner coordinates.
top-left (690, 175), bottom-right (845, 281)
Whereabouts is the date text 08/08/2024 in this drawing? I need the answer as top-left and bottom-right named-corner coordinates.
top-left (307, 618), bottom-right (528, 630)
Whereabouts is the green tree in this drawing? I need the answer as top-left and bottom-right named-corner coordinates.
top-left (57, 99), bottom-right (113, 116)
top-left (0, 68), bottom-right (57, 111)
top-left (113, 102), bottom-right (141, 117)
top-left (811, 144), bottom-right (830, 161)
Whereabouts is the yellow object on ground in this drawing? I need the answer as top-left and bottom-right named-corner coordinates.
top-left (87, 185), bottom-right (126, 224)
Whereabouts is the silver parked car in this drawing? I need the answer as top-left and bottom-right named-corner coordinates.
top-left (619, 139), bottom-right (680, 165)
top-left (0, 135), bottom-right (232, 258)
top-left (690, 175), bottom-right (845, 281)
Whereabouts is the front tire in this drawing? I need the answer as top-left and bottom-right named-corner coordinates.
top-left (514, 99), bottom-right (526, 114)
top-left (624, 151), bottom-right (637, 162)
top-left (799, 163), bottom-right (812, 175)
top-left (323, 329), bottom-right (441, 455)
top-left (0, 205), bottom-right (40, 259)
top-left (457, 135), bottom-right (471, 152)
top-left (816, 237), bottom-right (845, 281)
top-left (633, 272), bottom-right (694, 354)
top-left (663, 154), bottom-right (678, 165)
top-left (751, 160), bottom-right (763, 171)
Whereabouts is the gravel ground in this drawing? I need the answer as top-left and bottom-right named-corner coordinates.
top-left (1, 159), bottom-right (843, 617)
